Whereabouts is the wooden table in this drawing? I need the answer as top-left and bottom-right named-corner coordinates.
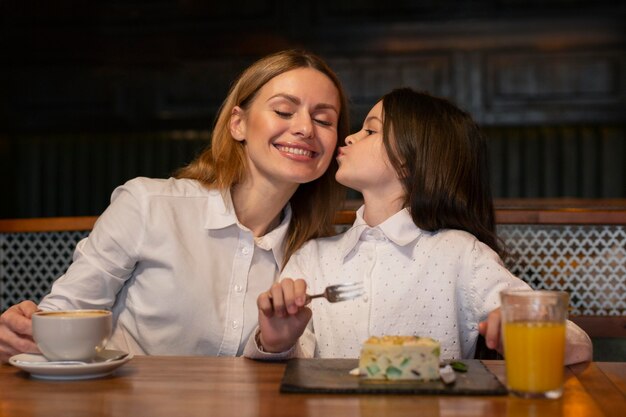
top-left (0, 357), bottom-right (624, 417)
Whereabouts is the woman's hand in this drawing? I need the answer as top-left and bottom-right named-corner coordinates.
top-left (0, 301), bottom-right (40, 363)
top-left (478, 307), bottom-right (504, 354)
top-left (256, 278), bottom-right (312, 353)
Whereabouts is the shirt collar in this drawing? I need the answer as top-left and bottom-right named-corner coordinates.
top-left (204, 188), bottom-right (238, 230)
top-left (338, 205), bottom-right (422, 259)
top-left (203, 188), bottom-right (291, 266)
top-left (254, 205), bottom-right (291, 267)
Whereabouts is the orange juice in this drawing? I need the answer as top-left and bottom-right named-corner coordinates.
top-left (503, 321), bottom-right (565, 393)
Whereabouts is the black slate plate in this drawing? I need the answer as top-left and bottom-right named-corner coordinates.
top-left (280, 359), bottom-right (507, 395)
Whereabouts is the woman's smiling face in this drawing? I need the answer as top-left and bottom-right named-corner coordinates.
top-left (230, 67), bottom-right (341, 191)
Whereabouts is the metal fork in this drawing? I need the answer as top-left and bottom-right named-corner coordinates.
top-left (306, 282), bottom-right (364, 304)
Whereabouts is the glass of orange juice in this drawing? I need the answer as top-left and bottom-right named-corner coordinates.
top-left (500, 290), bottom-right (569, 399)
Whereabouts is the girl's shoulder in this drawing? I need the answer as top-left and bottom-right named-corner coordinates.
top-left (424, 228), bottom-right (494, 256)
top-left (425, 228), bottom-right (479, 245)
top-left (288, 232), bottom-right (348, 265)
top-left (301, 232), bottom-right (345, 252)
top-left (285, 232), bottom-right (348, 277)
top-left (431, 228), bottom-right (504, 265)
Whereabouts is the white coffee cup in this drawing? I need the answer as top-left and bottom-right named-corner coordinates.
top-left (32, 309), bottom-right (112, 361)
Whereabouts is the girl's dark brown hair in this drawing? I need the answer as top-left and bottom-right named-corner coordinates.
top-left (381, 88), bottom-right (502, 257)
top-left (176, 50), bottom-right (349, 266)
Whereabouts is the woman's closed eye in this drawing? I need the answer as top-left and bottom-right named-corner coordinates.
top-left (313, 117), bottom-right (333, 127)
top-left (275, 110), bottom-right (335, 128)
top-left (275, 110), bottom-right (293, 118)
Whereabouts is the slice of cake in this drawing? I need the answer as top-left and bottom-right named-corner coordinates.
top-left (358, 335), bottom-right (441, 380)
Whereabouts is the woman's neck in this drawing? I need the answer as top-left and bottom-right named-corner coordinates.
top-left (231, 180), bottom-right (297, 237)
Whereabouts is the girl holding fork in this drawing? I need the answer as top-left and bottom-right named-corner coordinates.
top-left (245, 88), bottom-right (592, 364)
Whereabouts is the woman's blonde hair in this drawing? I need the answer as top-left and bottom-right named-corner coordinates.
top-left (177, 50), bottom-right (349, 266)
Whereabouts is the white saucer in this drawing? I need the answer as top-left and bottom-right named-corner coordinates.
top-left (9, 349), bottom-right (133, 380)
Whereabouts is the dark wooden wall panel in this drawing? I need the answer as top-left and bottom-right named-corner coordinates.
top-left (327, 55), bottom-right (454, 127)
top-left (153, 61), bottom-right (252, 124)
top-left (4, 133), bottom-right (208, 218)
top-left (0, 1), bottom-right (625, 217)
top-left (485, 126), bottom-right (625, 199)
top-left (602, 127), bottom-right (626, 196)
top-left (484, 50), bottom-right (625, 124)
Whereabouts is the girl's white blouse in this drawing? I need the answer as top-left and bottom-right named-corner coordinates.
top-left (245, 206), bottom-right (590, 362)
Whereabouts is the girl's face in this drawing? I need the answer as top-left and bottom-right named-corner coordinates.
top-left (230, 67), bottom-right (340, 191)
top-left (336, 100), bottom-right (403, 197)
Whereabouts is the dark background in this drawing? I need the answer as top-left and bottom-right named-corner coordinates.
top-left (1, 0), bottom-right (625, 218)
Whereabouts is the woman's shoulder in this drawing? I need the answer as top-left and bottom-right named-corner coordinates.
top-left (117, 177), bottom-right (212, 198)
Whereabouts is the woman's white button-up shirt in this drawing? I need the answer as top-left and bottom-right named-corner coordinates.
top-left (38, 177), bottom-right (290, 356)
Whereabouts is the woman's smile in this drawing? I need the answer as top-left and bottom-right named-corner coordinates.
top-left (274, 143), bottom-right (317, 159)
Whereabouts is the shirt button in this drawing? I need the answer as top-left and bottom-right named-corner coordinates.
top-left (241, 247), bottom-right (250, 255)
top-left (363, 295), bottom-right (369, 302)
top-left (234, 284), bottom-right (243, 293)
top-left (232, 320), bottom-right (239, 329)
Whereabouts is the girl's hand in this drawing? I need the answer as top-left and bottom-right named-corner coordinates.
top-left (478, 307), bottom-right (504, 354)
top-left (256, 278), bottom-right (312, 353)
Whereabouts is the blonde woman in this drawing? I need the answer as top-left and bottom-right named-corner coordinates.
top-left (0, 50), bottom-right (349, 361)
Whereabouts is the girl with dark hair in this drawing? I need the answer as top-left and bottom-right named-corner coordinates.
top-left (247, 88), bottom-right (592, 364)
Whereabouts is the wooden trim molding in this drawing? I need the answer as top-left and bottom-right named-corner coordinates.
top-left (494, 209), bottom-right (626, 225)
top-left (0, 216), bottom-right (98, 232)
top-left (336, 208), bottom-right (626, 226)
top-left (570, 315), bottom-right (626, 339)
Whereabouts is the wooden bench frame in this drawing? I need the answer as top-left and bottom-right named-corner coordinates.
top-left (2, 201), bottom-right (626, 340)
